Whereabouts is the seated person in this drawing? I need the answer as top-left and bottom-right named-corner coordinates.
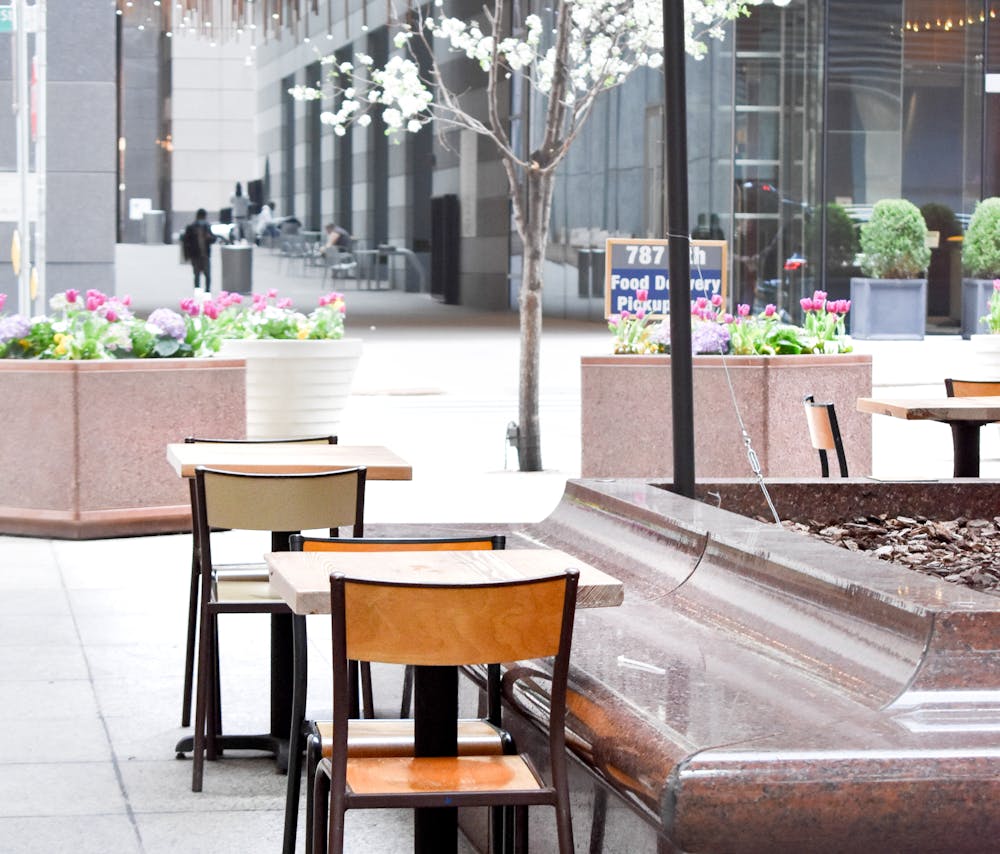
top-left (323, 222), bottom-right (353, 254)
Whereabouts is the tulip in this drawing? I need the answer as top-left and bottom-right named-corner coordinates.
top-left (738, 304), bottom-right (750, 317)
top-left (764, 304), bottom-right (776, 317)
top-left (65, 289), bottom-right (79, 304)
top-left (710, 293), bottom-right (723, 307)
top-left (637, 289), bottom-right (649, 302)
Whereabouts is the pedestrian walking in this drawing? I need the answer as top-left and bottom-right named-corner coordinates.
top-left (230, 182), bottom-right (250, 241)
top-left (182, 208), bottom-right (217, 292)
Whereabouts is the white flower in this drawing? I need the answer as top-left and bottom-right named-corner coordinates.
top-left (357, 114), bottom-right (372, 127)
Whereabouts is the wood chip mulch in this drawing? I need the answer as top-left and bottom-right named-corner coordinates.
top-left (775, 515), bottom-right (1000, 595)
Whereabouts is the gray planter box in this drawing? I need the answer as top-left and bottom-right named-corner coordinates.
top-left (849, 277), bottom-right (927, 339)
top-left (961, 278), bottom-right (994, 339)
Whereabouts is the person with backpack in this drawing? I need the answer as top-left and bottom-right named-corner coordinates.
top-left (182, 208), bottom-right (217, 292)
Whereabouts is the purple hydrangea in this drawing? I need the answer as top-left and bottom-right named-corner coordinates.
top-left (147, 308), bottom-right (186, 341)
top-left (691, 321), bottom-right (730, 355)
top-left (0, 314), bottom-right (31, 344)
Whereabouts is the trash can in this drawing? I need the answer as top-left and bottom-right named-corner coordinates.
top-left (142, 210), bottom-right (165, 244)
top-left (221, 244), bottom-right (253, 293)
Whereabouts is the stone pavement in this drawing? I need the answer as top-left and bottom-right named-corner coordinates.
top-left (1, 243), bottom-right (997, 852)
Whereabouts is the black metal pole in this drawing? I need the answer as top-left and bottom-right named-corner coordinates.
top-left (663, 0), bottom-right (695, 497)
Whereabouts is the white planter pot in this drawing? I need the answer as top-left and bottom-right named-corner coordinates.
top-left (218, 338), bottom-right (362, 439)
top-left (970, 334), bottom-right (1000, 377)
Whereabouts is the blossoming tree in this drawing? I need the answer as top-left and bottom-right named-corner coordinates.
top-left (293, 0), bottom-right (746, 470)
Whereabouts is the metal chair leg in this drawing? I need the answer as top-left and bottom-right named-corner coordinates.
top-left (181, 547), bottom-right (200, 727)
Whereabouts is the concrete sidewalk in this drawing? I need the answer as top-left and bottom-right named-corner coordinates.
top-left (1, 244), bottom-right (996, 852)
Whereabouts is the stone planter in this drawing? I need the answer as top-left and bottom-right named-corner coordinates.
top-left (581, 353), bottom-right (873, 478)
top-left (218, 338), bottom-right (362, 439)
top-left (0, 358), bottom-right (245, 538)
top-left (961, 278), bottom-right (995, 339)
top-left (849, 277), bottom-right (927, 339)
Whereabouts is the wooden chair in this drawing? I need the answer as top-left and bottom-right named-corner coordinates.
top-left (179, 435), bottom-right (337, 729)
top-left (189, 465), bottom-right (365, 792)
top-left (311, 569), bottom-right (579, 854)
top-left (803, 394), bottom-right (848, 477)
top-left (945, 378), bottom-right (1000, 398)
top-left (285, 534), bottom-right (509, 854)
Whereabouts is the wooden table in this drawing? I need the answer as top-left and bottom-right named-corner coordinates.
top-left (167, 442), bottom-right (411, 768)
top-left (268, 548), bottom-right (623, 854)
top-left (166, 442), bottom-right (412, 480)
top-left (857, 396), bottom-right (1000, 477)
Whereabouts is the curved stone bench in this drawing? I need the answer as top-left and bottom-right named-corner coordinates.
top-left (491, 478), bottom-right (1000, 853)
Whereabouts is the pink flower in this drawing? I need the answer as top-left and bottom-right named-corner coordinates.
top-left (105, 310), bottom-right (118, 322)
top-left (723, 313), bottom-right (735, 323)
top-left (841, 299), bottom-right (851, 314)
top-left (179, 298), bottom-right (199, 317)
top-left (710, 293), bottom-right (723, 307)
top-left (993, 279), bottom-right (1000, 291)
top-left (121, 295), bottom-right (132, 306)
top-left (764, 304), bottom-right (776, 317)
top-left (86, 295), bottom-right (101, 312)
top-left (202, 301), bottom-right (219, 319)
top-left (620, 310), bottom-right (631, 320)
top-left (636, 289), bottom-right (649, 302)
top-left (266, 288), bottom-right (279, 298)
top-left (800, 298), bottom-right (813, 312)
top-left (696, 297), bottom-right (708, 309)
top-left (827, 302), bottom-right (839, 314)
top-left (277, 298), bottom-right (293, 309)
top-left (737, 304), bottom-right (750, 317)
top-left (813, 290), bottom-right (827, 302)
top-left (65, 289), bottom-right (79, 304)
top-left (636, 309), bottom-right (646, 320)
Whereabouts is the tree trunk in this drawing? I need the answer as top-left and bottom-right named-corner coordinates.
top-left (516, 169), bottom-right (552, 472)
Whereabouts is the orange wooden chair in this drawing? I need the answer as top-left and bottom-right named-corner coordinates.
top-left (312, 569), bottom-right (579, 854)
top-left (285, 534), bottom-right (509, 854)
top-left (803, 394), bottom-right (848, 477)
top-left (188, 465), bottom-right (365, 792)
top-left (178, 435), bottom-right (337, 729)
top-left (945, 378), bottom-right (1000, 398)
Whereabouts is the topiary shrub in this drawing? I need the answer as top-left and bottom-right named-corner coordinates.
top-left (962, 197), bottom-right (1000, 278)
top-left (858, 199), bottom-right (931, 278)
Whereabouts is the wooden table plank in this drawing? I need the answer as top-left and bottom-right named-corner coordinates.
top-left (166, 442), bottom-right (412, 480)
top-left (266, 548), bottom-right (624, 614)
top-left (857, 396), bottom-right (1000, 422)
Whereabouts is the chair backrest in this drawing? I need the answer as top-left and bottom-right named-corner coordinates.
top-left (290, 534), bottom-right (505, 553)
top-left (803, 394), bottom-right (848, 477)
top-left (332, 572), bottom-right (577, 668)
top-left (194, 466), bottom-right (365, 536)
top-left (944, 378), bottom-right (1000, 397)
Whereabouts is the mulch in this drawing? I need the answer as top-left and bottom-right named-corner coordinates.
top-left (780, 515), bottom-right (1000, 595)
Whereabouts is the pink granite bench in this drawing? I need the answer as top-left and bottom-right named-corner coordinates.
top-left (478, 478), bottom-right (1000, 853)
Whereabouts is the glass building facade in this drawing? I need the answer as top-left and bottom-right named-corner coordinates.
top-left (541, 0), bottom-right (998, 323)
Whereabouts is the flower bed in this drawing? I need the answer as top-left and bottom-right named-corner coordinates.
top-left (589, 291), bottom-right (870, 478)
top-left (0, 288), bottom-right (351, 537)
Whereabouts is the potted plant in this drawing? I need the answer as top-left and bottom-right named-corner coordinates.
top-left (961, 197), bottom-right (1000, 339)
top-left (849, 198), bottom-right (931, 339)
top-left (583, 292), bottom-right (872, 479)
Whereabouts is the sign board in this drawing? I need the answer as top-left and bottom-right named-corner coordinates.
top-left (603, 238), bottom-right (728, 318)
top-left (0, 6), bottom-right (13, 33)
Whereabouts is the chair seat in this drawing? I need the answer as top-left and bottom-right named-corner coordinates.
top-left (215, 575), bottom-right (278, 602)
top-left (341, 754), bottom-right (544, 796)
top-left (315, 719), bottom-right (507, 759)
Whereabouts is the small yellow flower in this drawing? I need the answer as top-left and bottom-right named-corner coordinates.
top-left (296, 327), bottom-right (308, 340)
top-left (55, 343), bottom-right (67, 356)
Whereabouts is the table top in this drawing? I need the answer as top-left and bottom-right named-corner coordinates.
top-left (857, 396), bottom-right (1000, 422)
top-left (166, 442), bottom-right (412, 480)
top-left (266, 548), bottom-right (624, 614)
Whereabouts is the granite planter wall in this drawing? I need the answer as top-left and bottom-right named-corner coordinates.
top-left (581, 353), bottom-right (873, 478)
top-left (0, 358), bottom-right (245, 538)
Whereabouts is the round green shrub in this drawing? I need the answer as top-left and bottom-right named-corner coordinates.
top-left (962, 197), bottom-right (1000, 278)
top-left (858, 199), bottom-right (931, 278)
